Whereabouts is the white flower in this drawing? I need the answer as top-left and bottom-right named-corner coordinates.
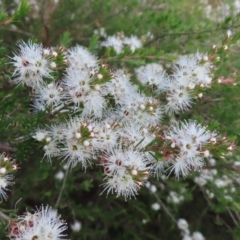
top-left (91, 123), bottom-right (118, 152)
top-left (102, 148), bottom-right (149, 176)
top-left (135, 63), bottom-right (167, 92)
top-left (151, 202), bottom-right (161, 211)
top-left (150, 185), bottom-right (157, 193)
top-left (67, 45), bottom-right (99, 72)
top-left (13, 205), bottom-right (67, 240)
top-left (167, 191), bottom-right (184, 204)
top-left (43, 141), bottom-right (60, 161)
top-left (70, 220), bottom-right (82, 232)
top-left (194, 176), bottom-right (207, 186)
top-left (62, 70), bottom-right (93, 106)
top-left (119, 123), bottom-right (155, 149)
top-left (81, 90), bottom-right (106, 118)
top-left (123, 35), bottom-right (142, 52)
top-left (0, 175), bottom-right (13, 200)
top-left (33, 129), bottom-right (49, 141)
top-left (192, 232), bottom-right (205, 240)
top-left (49, 124), bottom-right (66, 142)
top-left (173, 53), bottom-right (212, 87)
top-left (151, 159), bottom-right (167, 178)
top-left (35, 82), bottom-right (63, 110)
top-left (183, 235), bottom-right (193, 240)
top-left (101, 35), bottom-right (124, 54)
top-left (164, 120), bottom-right (214, 177)
top-left (103, 69), bottom-right (136, 104)
top-left (142, 219), bottom-right (148, 224)
top-left (177, 218), bottom-right (189, 231)
top-left (55, 171), bottom-right (64, 180)
top-left (165, 84), bottom-right (193, 113)
top-left (11, 41), bottom-right (52, 87)
top-left (101, 147), bottom-right (150, 199)
top-left (118, 93), bottom-right (162, 127)
top-left (102, 172), bottom-right (141, 200)
top-left (214, 178), bottom-right (229, 188)
top-left (206, 190), bottom-right (214, 199)
top-left (61, 139), bottom-right (93, 168)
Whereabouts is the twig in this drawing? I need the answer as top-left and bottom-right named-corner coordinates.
top-left (0, 28), bottom-right (33, 37)
top-left (0, 142), bottom-right (17, 152)
top-left (227, 207), bottom-right (239, 227)
top-left (145, 24), bottom-right (240, 46)
top-left (152, 192), bottom-right (177, 224)
top-left (0, 211), bottom-right (11, 222)
top-left (54, 167), bottom-right (69, 209)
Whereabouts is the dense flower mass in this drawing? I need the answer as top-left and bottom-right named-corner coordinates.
top-left (10, 37), bottom-right (232, 199)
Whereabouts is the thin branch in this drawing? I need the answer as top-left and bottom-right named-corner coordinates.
top-left (0, 28), bottom-right (33, 37)
top-left (54, 167), bottom-right (69, 209)
top-left (152, 192), bottom-right (177, 224)
top-left (145, 24), bottom-right (240, 46)
top-left (227, 207), bottom-right (239, 227)
top-left (0, 142), bottom-right (17, 152)
top-left (0, 211), bottom-right (11, 222)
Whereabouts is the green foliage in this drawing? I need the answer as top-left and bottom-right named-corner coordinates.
top-left (11, 0), bottom-right (30, 23)
top-left (1, 0), bottom-right (240, 240)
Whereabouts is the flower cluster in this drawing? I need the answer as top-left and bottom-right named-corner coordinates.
top-left (194, 157), bottom-right (240, 202)
top-left (10, 39), bottom-right (232, 199)
top-left (135, 53), bottom-right (213, 113)
top-left (163, 120), bottom-right (217, 178)
top-left (177, 218), bottom-right (205, 240)
top-left (9, 205), bottom-right (67, 239)
top-left (201, 0), bottom-right (240, 23)
top-left (101, 33), bottom-right (142, 53)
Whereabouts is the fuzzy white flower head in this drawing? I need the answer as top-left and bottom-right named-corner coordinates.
top-left (151, 202), bottom-right (161, 211)
top-left (164, 120), bottom-right (214, 177)
top-left (91, 123), bottom-right (118, 152)
top-left (119, 123), bottom-right (155, 149)
top-left (81, 90), bottom-right (106, 118)
top-left (101, 35), bottom-right (124, 54)
top-left (118, 93), bottom-right (163, 127)
top-left (0, 175), bottom-right (13, 200)
top-left (194, 176), bottom-right (207, 186)
top-left (165, 82), bottom-right (193, 113)
top-left (177, 218), bottom-right (189, 231)
top-left (11, 41), bottom-right (52, 88)
top-left (55, 171), bottom-right (65, 180)
top-left (32, 129), bottom-right (49, 141)
top-left (101, 147), bottom-right (149, 199)
top-left (103, 69), bottom-right (136, 104)
top-left (67, 45), bottom-right (99, 72)
top-left (183, 235), bottom-right (193, 240)
top-left (135, 63), bottom-right (167, 92)
top-left (13, 205), bottom-right (68, 240)
top-left (167, 191), bottom-right (184, 204)
top-left (70, 220), bottom-right (82, 232)
top-left (123, 35), bottom-right (142, 52)
top-left (192, 232), bottom-right (205, 240)
top-left (150, 185), bottom-right (157, 193)
top-left (172, 53), bottom-right (212, 88)
top-left (43, 140), bottom-right (60, 161)
top-left (102, 172), bottom-right (141, 200)
top-left (62, 69), bottom-right (93, 106)
top-left (35, 82), bottom-right (63, 110)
